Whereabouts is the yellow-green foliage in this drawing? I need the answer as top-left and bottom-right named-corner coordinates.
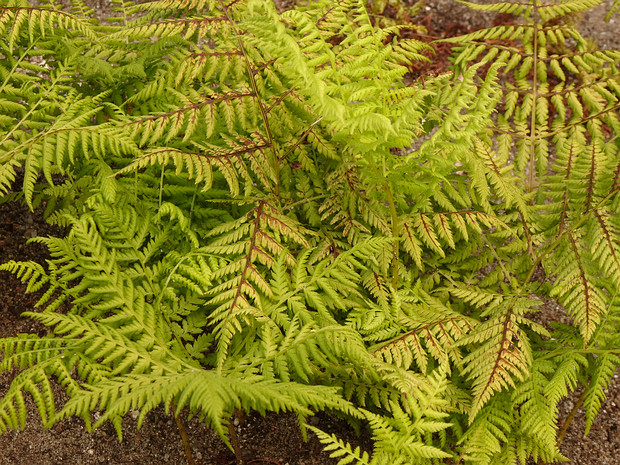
top-left (607, 0), bottom-right (620, 19)
top-left (0, 0), bottom-right (618, 464)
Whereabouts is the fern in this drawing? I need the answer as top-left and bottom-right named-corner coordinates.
top-left (606, 0), bottom-right (620, 19)
top-left (1, 0), bottom-right (620, 463)
top-left (0, 197), bottom-right (359, 442)
top-left (311, 371), bottom-right (452, 465)
top-left (433, 0), bottom-right (620, 461)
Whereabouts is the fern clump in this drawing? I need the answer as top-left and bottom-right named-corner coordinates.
top-left (0, 0), bottom-right (619, 464)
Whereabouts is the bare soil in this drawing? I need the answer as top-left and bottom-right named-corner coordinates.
top-left (1, 1), bottom-right (619, 464)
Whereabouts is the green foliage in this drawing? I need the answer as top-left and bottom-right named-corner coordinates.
top-left (311, 374), bottom-right (453, 465)
top-left (0, 0), bottom-right (619, 464)
top-left (607, 0), bottom-right (620, 20)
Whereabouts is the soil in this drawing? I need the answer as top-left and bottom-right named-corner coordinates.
top-left (1, 1), bottom-right (619, 464)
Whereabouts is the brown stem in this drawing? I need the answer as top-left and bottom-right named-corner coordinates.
top-left (174, 413), bottom-right (196, 465)
top-left (557, 389), bottom-right (587, 448)
top-left (228, 414), bottom-right (244, 465)
top-left (235, 408), bottom-right (247, 426)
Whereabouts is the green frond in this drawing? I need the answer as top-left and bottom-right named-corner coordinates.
top-left (0, 361), bottom-right (56, 432)
top-left (202, 202), bottom-right (319, 363)
top-left (0, 334), bottom-right (68, 374)
top-left (2, 95), bottom-right (138, 207)
top-left (457, 0), bottom-right (602, 20)
top-left (310, 371), bottom-right (452, 465)
top-left (510, 360), bottom-right (565, 462)
top-left (0, 260), bottom-right (49, 293)
top-left (309, 426), bottom-right (372, 465)
top-left (0, 4), bottom-right (97, 52)
top-left (445, 0), bottom-right (620, 198)
top-left (547, 231), bottom-right (608, 343)
top-left (544, 353), bottom-right (587, 409)
top-left (367, 290), bottom-right (474, 373)
top-left (584, 353), bottom-right (620, 433)
top-left (455, 398), bottom-right (513, 464)
top-left (607, 0), bottom-right (620, 19)
top-left (458, 295), bottom-right (543, 421)
top-left (60, 369), bottom-right (353, 442)
top-left (590, 208), bottom-right (620, 290)
top-left (249, 0), bottom-right (430, 157)
top-left (319, 166), bottom-right (390, 245)
top-left (362, 393), bottom-right (452, 463)
top-left (0, 259), bottom-right (70, 311)
top-left (0, 336), bottom-right (90, 433)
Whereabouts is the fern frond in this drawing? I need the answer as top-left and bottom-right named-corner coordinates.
top-left (204, 200), bottom-right (315, 363)
top-left (309, 426), bottom-right (372, 465)
top-left (455, 398), bottom-right (512, 464)
top-left (0, 359), bottom-right (57, 432)
top-left (547, 231), bottom-right (608, 343)
top-left (0, 4), bottom-right (97, 52)
top-left (458, 295), bottom-right (544, 421)
top-left (511, 360), bottom-right (565, 462)
top-left (117, 138), bottom-right (267, 196)
top-left (367, 290), bottom-right (474, 373)
top-left (0, 336), bottom-right (90, 433)
top-left (2, 0), bottom-right (619, 462)
top-left (456, 0), bottom-right (602, 21)
top-left (59, 369), bottom-right (354, 442)
top-left (2, 96), bottom-right (138, 207)
top-left (583, 353), bottom-right (620, 433)
top-left (590, 208), bottom-right (620, 290)
top-left (249, 0), bottom-right (430, 158)
top-left (607, 0), bottom-right (620, 19)
top-left (309, 370), bottom-right (452, 465)
top-left (544, 353), bottom-right (587, 409)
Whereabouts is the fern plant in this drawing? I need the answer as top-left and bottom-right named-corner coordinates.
top-left (431, 0), bottom-right (619, 462)
top-left (607, 0), bottom-right (620, 19)
top-left (0, 0), bottom-right (619, 464)
top-left (0, 0), bottom-right (453, 462)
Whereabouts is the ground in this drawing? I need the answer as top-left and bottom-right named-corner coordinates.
top-left (1, 1), bottom-right (619, 464)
